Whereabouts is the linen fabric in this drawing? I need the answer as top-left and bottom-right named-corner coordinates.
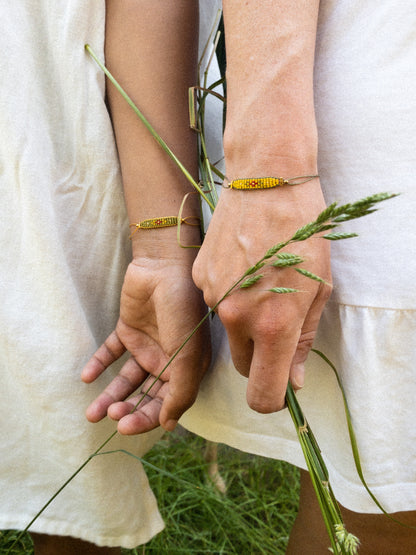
top-left (0, 0), bottom-right (222, 548)
top-left (181, 0), bottom-right (416, 514)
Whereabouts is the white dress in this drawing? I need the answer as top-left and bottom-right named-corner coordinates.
top-left (181, 0), bottom-right (416, 514)
top-left (2, 2), bottom-right (414, 550)
top-left (0, 0), bottom-right (222, 548)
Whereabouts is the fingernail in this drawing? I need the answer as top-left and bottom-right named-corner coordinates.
top-left (291, 365), bottom-right (305, 390)
top-left (163, 419), bottom-right (178, 432)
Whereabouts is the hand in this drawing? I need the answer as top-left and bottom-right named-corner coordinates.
top-left (192, 184), bottom-right (332, 413)
top-left (82, 257), bottom-right (210, 433)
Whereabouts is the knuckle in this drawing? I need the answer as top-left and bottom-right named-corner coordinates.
top-left (217, 302), bottom-right (243, 328)
top-left (191, 260), bottom-right (202, 289)
top-left (257, 314), bottom-right (298, 341)
top-left (197, 290), bottom-right (215, 311)
top-left (298, 329), bottom-right (316, 348)
top-left (204, 293), bottom-right (218, 310)
top-left (191, 264), bottom-right (219, 309)
top-left (318, 280), bottom-right (333, 302)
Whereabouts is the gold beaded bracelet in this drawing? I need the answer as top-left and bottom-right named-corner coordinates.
top-left (129, 216), bottom-right (200, 239)
top-left (225, 175), bottom-right (319, 190)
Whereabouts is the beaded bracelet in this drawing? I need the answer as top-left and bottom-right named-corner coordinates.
top-left (129, 216), bottom-right (200, 239)
top-left (226, 175), bottom-right (319, 190)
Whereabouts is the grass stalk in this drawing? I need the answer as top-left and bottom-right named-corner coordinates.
top-left (85, 45), bottom-right (215, 212)
top-left (286, 384), bottom-right (358, 554)
top-left (85, 31), bottom-right (403, 553)
top-left (6, 192), bottom-right (394, 554)
top-left (5, 39), bottom-right (399, 554)
top-left (313, 349), bottom-right (416, 532)
top-left (4, 430), bottom-right (118, 554)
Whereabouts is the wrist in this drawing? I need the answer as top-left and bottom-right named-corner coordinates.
top-left (130, 224), bottom-right (201, 263)
top-left (128, 190), bottom-right (202, 260)
top-left (223, 125), bottom-right (318, 180)
top-left (216, 179), bottom-right (327, 236)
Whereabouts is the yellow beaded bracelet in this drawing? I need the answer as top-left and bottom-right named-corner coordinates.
top-left (226, 175), bottom-right (319, 190)
top-left (129, 216), bottom-right (200, 238)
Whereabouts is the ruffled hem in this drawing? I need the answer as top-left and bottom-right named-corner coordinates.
top-left (181, 301), bottom-right (416, 513)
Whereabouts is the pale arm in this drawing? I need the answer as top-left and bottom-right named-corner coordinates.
top-left (193, 0), bottom-right (332, 413)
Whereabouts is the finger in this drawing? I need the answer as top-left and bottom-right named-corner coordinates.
top-left (288, 282), bottom-right (332, 390)
top-left (288, 331), bottom-right (314, 392)
top-left (117, 383), bottom-right (168, 434)
top-left (85, 356), bottom-right (149, 422)
top-left (107, 375), bottom-right (164, 419)
top-left (107, 382), bottom-right (164, 418)
top-left (81, 330), bottom-right (126, 383)
top-left (226, 334), bottom-right (253, 377)
top-left (159, 344), bottom-right (211, 431)
top-left (217, 299), bottom-right (253, 376)
top-left (246, 317), bottom-right (301, 414)
top-left (107, 400), bottom-right (138, 420)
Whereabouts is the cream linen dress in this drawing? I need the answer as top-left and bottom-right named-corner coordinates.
top-left (0, 0), bottom-right (221, 548)
top-left (181, 0), bottom-right (416, 514)
top-left (2, 1), bottom-right (415, 549)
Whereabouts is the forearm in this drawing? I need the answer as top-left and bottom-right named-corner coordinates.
top-left (192, 2), bottom-right (331, 414)
top-left (222, 0), bottom-right (320, 178)
top-left (105, 0), bottom-right (201, 258)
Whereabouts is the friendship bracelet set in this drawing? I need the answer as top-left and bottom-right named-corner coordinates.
top-left (129, 174), bottom-right (318, 236)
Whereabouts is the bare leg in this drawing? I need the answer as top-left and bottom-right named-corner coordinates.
top-left (287, 470), bottom-right (416, 554)
top-left (204, 441), bottom-right (227, 494)
top-left (31, 533), bottom-right (121, 555)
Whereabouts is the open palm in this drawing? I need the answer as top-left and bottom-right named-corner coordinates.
top-left (82, 259), bottom-right (210, 433)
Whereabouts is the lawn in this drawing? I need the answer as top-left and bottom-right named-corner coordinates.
top-left (0, 430), bottom-right (299, 554)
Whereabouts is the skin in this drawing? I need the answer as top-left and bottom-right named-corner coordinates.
top-left (210, 1), bottom-right (416, 551)
top-left (82, 0), bottom-right (209, 433)
top-left (287, 471), bottom-right (416, 554)
top-left (81, 0), bottom-right (416, 552)
top-left (193, 0), bottom-right (332, 412)
top-left (63, 1), bottom-right (206, 551)
top-left (84, 0), bottom-right (332, 430)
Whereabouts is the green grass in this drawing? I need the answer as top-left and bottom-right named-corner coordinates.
top-left (0, 531), bottom-right (33, 555)
top-left (1, 430), bottom-right (299, 554)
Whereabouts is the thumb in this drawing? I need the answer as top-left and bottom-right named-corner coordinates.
top-left (289, 361), bottom-right (305, 391)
